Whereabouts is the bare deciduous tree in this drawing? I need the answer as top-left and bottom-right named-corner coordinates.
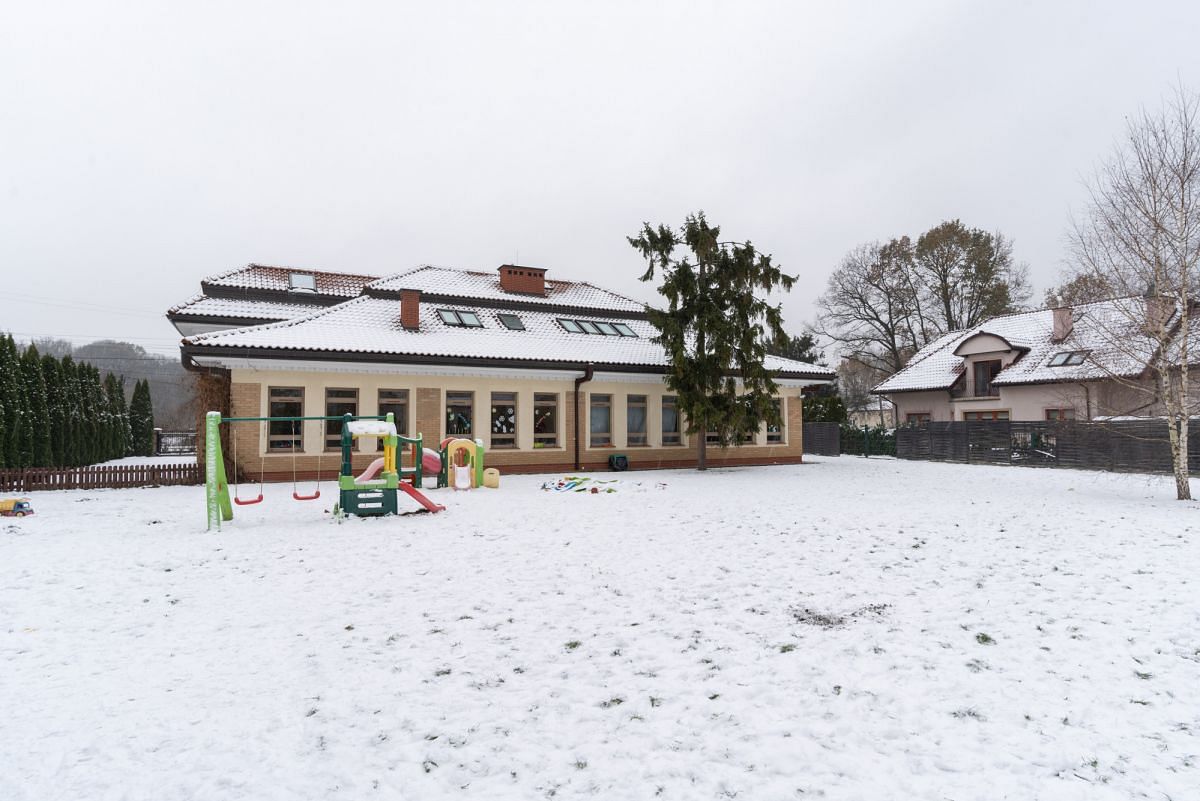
top-left (1070, 85), bottom-right (1200, 500)
top-left (814, 241), bottom-right (925, 374)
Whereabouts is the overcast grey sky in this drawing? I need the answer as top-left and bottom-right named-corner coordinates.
top-left (2, 1), bottom-right (1198, 357)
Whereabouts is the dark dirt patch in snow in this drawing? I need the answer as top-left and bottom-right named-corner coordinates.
top-left (790, 603), bottom-right (890, 628)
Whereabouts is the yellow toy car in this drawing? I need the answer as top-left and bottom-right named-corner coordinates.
top-left (0, 498), bottom-right (34, 517)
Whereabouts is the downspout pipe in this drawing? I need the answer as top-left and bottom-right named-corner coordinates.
top-left (574, 363), bottom-right (595, 471)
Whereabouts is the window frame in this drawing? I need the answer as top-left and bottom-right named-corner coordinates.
top-left (1044, 408), bottom-right (1076, 421)
top-left (497, 313), bottom-right (525, 331)
top-left (489, 391), bottom-right (518, 450)
top-left (661, 395), bottom-right (681, 446)
top-left (533, 393), bottom-right (559, 448)
top-left (612, 322), bottom-right (637, 337)
top-left (973, 359), bottom-right (1002, 397)
top-left (377, 389), bottom-right (409, 451)
top-left (626, 394), bottom-right (648, 446)
top-left (267, 386), bottom-right (304, 453)
top-left (446, 391), bottom-right (474, 438)
top-left (324, 388), bottom-right (359, 452)
top-left (558, 319), bottom-right (583, 333)
top-left (288, 273), bottom-right (316, 292)
top-left (767, 398), bottom-right (785, 443)
top-left (589, 393), bottom-right (612, 447)
top-left (595, 321), bottom-right (620, 336)
top-left (905, 412), bottom-right (932, 424)
top-left (578, 320), bottom-right (602, 335)
top-left (963, 410), bottom-right (1010, 422)
top-left (438, 309), bottom-right (484, 328)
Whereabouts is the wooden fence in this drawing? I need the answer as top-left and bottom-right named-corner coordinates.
top-left (0, 463), bottom-right (202, 492)
top-left (896, 420), bottom-right (1197, 475)
top-left (802, 423), bottom-right (841, 456)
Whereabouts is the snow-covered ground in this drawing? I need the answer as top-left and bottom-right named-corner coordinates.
top-left (2, 458), bottom-right (1197, 800)
top-left (95, 454), bottom-right (197, 466)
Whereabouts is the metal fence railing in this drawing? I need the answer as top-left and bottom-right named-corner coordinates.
top-left (896, 420), bottom-right (1194, 474)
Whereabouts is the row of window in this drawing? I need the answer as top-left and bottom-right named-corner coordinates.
top-left (265, 387), bottom-right (786, 452)
top-left (557, 319), bottom-right (637, 337)
top-left (905, 408), bottom-right (1076, 424)
top-left (434, 308), bottom-right (639, 338)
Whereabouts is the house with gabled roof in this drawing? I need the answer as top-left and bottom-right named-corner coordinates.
top-left (873, 296), bottom-right (1183, 423)
top-left (169, 263), bottom-right (834, 477)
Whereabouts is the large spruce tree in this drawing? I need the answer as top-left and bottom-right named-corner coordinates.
top-left (629, 212), bottom-right (794, 470)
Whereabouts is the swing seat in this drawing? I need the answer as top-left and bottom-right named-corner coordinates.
top-left (234, 493), bottom-right (264, 506)
top-left (293, 490), bottom-right (321, 501)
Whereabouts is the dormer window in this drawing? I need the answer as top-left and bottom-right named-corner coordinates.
top-left (1048, 350), bottom-right (1088, 366)
top-left (289, 273), bottom-right (316, 292)
top-left (438, 309), bottom-right (484, 328)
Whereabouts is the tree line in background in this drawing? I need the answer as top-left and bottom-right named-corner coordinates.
top-left (0, 334), bottom-right (156, 470)
top-left (815, 219), bottom-right (1031, 375)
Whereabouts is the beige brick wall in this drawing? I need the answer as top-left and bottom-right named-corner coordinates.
top-left (224, 368), bottom-right (810, 479)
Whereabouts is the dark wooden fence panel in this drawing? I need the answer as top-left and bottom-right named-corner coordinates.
top-left (0, 464), bottom-right (202, 492)
top-left (896, 419), bottom-right (1191, 476)
top-left (802, 423), bottom-right (841, 456)
top-left (155, 430), bottom-right (197, 456)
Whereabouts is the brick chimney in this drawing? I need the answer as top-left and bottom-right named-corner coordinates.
top-left (1051, 306), bottom-right (1073, 343)
top-left (400, 289), bottom-right (421, 331)
top-left (499, 264), bottom-right (547, 296)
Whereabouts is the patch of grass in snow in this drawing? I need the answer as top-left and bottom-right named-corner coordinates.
top-left (573, 759), bottom-right (588, 770)
top-left (790, 603), bottom-right (890, 629)
top-left (975, 632), bottom-right (996, 645)
top-left (599, 696), bottom-right (625, 708)
top-left (434, 667), bottom-right (452, 677)
top-left (779, 643), bottom-right (797, 653)
top-left (965, 659), bottom-right (989, 673)
top-left (1134, 670), bottom-right (1152, 680)
top-left (565, 640), bottom-right (582, 651)
top-left (649, 696), bottom-right (663, 707)
top-left (951, 707), bottom-right (986, 721)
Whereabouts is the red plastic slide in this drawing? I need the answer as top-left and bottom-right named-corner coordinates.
top-left (397, 481), bottom-right (446, 513)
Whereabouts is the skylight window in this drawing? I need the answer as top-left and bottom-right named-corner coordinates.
top-left (556, 318), bottom-right (640, 337)
top-left (438, 309), bottom-right (484, 328)
top-left (289, 273), bottom-right (316, 292)
top-left (497, 313), bottom-right (525, 331)
top-left (1048, 350), bottom-right (1089, 366)
top-left (612, 322), bottom-right (637, 337)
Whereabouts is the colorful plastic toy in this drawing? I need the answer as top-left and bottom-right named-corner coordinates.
top-left (0, 498), bottom-right (34, 517)
top-left (435, 437), bottom-right (487, 489)
top-left (203, 411), bottom-right (443, 531)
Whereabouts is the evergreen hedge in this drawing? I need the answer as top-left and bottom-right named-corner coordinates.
top-left (0, 334), bottom-right (147, 469)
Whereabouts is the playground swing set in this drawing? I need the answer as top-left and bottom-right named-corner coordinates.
top-left (205, 410), bottom-right (494, 531)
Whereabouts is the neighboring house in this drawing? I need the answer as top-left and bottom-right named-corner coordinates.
top-left (873, 296), bottom-right (1180, 423)
top-left (169, 263), bottom-right (834, 477)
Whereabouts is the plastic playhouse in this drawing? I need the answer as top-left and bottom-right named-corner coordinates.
top-left (336, 417), bottom-right (445, 518)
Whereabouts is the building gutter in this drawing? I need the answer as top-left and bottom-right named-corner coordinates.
top-left (573, 363), bottom-right (594, 471)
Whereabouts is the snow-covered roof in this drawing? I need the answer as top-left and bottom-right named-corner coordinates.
top-left (874, 297), bottom-right (1172, 394)
top-left (368, 266), bottom-right (646, 314)
top-left (203, 264), bottom-right (379, 298)
top-left (166, 294), bottom-right (323, 323)
top-left (183, 297), bottom-right (834, 379)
